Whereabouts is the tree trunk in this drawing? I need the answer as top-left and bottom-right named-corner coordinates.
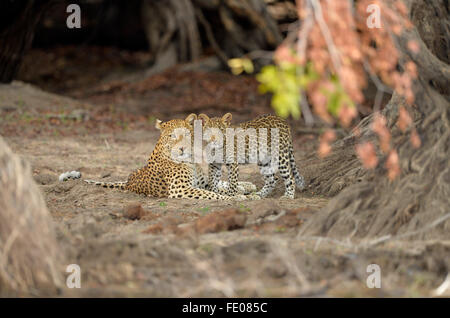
top-left (298, 0), bottom-right (450, 241)
top-left (0, 0), bottom-right (50, 83)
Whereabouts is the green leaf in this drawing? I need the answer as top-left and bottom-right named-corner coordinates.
top-left (242, 58), bottom-right (254, 74)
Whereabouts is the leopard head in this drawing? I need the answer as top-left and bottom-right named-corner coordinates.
top-left (155, 114), bottom-right (197, 163)
top-left (198, 113), bottom-right (232, 131)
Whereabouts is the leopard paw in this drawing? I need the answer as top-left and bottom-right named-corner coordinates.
top-left (237, 181), bottom-right (257, 194)
top-left (233, 194), bottom-right (248, 201)
top-left (246, 193), bottom-right (261, 200)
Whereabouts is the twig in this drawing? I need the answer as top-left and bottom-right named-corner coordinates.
top-left (295, 2), bottom-right (313, 61)
top-left (309, 0), bottom-right (341, 72)
top-left (300, 94), bottom-right (315, 126)
top-left (294, 3), bottom-right (315, 126)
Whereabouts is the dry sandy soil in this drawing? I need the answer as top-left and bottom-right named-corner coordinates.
top-left (1, 50), bottom-right (448, 297)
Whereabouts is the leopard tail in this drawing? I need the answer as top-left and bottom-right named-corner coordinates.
top-left (84, 179), bottom-right (127, 190)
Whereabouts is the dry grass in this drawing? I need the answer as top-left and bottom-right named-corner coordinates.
top-left (0, 136), bottom-right (64, 296)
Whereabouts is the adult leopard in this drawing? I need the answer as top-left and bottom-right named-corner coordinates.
top-left (85, 114), bottom-right (252, 200)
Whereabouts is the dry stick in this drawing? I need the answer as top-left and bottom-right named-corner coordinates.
top-left (296, 9), bottom-right (315, 126)
top-left (364, 212), bottom-right (450, 248)
top-left (297, 212), bottom-right (450, 251)
top-left (309, 0), bottom-right (341, 72)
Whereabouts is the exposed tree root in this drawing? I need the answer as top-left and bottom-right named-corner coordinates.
top-left (140, 0), bottom-right (283, 72)
top-left (298, 0), bottom-right (450, 240)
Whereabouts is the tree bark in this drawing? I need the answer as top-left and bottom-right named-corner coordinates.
top-left (0, 0), bottom-right (51, 83)
top-left (298, 0), bottom-right (450, 241)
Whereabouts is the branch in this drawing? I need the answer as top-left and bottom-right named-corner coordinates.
top-left (396, 27), bottom-right (450, 88)
top-left (309, 0), bottom-right (341, 72)
top-left (194, 8), bottom-right (229, 65)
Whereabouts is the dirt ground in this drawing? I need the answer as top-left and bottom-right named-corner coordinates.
top-left (0, 47), bottom-right (448, 297)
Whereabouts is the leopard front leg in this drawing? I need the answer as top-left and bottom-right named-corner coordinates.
top-left (192, 164), bottom-right (208, 189)
top-left (204, 163), bottom-right (257, 197)
top-left (225, 163), bottom-right (239, 196)
top-left (224, 163), bottom-right (260, 199)
top-left (289, 144), bottom-right (305, 190)
top-left (168, 182), bottom-right (245, 200)
top-left (206, 163), bottom-right (237, 196)
top-left (218, 181), bottom-right (257, 194)
top-left (255, 160), bottom-right (277, 198)
top-left (208, 162), bottom-right (239, 196)
top-left (279, 152), bottom-right (296, 199)
top-left (207, 163), bottom-right (222, 193)
top-left (236, 181), bottom-right (257, 193)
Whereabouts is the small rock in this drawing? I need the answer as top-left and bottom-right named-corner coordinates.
top-left (123, 204), bottom-right (147, 220)
top-left (34, 173), bottom-right (56, 185)
top-left (195, 209), bottom-right (247, 234)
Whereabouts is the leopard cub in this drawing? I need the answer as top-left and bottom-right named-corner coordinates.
top-left (199, 113), bottom-right (305, 199)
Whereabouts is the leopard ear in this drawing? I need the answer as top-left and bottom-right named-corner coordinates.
top-left (222, 113), bottom-right (232, 125)
top-left (185, 113), bottom-right (197, 125)
top-left (155, 119), bottom-right (163, 130)
top-left (198, 113), bottom-right (210, 125)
